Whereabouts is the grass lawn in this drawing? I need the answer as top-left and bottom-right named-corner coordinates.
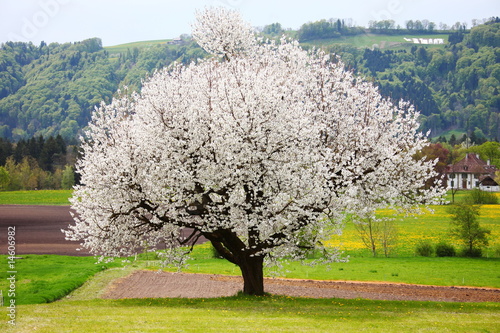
top-left (0, 190), bottom-right (72, 205)
top-left (0, 255), bottom-right (117, 305)
top-left (4, 297), bottom-right (499, 333)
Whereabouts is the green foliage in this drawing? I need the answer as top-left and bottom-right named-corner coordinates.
top-left (447, 203), bottom-right (491, 256)
top-left (459, 247), bottom-right (483, 257)
top-left (435, 242), bottom-right (456, 257)
top-left (61, 165), bottom-right (75, 189)
top-left (0, 38), bottom-right (204, 141)
top-left (464, 189), bottom-right (499, 204)
top-left (0, 135), bottom-right (77, 190)
top-left (1, 21), bottom-right (500, 141)
top-left (415, 240), bottom-right (434, 257)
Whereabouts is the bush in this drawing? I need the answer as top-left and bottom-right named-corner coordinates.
top-left (435, 242), bottom-right (456, 257)
top-left (415, 241), bottom-right (434, 257)
top-left (493, 245), bottom-right (500, 258)
top-left (460, 247), bottom-right (483, 257)
top-left (464, 189), bottom-right (499, 204)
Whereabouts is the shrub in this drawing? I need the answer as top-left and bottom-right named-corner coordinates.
top-left (415, 240), bottom-right (434, 257)
top-left (435, 242), bottom-right (456, 257)
top-left (493, 245), bottom-right (500, 258)
top-left (460, 247), bottom-right (483, 257)
top-left (464, 189), bottom-right (499, 204)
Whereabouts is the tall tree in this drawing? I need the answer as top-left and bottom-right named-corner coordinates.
top-left (64, 8), bottom-right (443, 295)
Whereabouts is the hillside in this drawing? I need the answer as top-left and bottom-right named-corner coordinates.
top-left (0, 19), bottom-right (499, 142)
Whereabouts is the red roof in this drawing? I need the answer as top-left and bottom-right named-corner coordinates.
top-left (446, 153), bottom-right (497, 176)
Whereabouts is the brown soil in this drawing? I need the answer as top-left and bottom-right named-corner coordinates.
top-left (103, 270), bottom-right (500, 302)
top-left (0, 205), bottom-right (89, 255)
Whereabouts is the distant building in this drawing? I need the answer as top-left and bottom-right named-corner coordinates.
top-left (445, 153), bottom-right (498, 191)
top-left (167, 37), bottom-right (184, 45)
top-left (404, 38), bottom-right (444, 44)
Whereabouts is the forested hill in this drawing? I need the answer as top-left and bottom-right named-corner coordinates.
top-left (0, 19), bottom-right (499, 142)
top-left (0, 38), bottom-right (206, 142)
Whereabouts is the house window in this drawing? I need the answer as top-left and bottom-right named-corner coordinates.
top-left (449, 174), bottom-right (455, 179)
top-left (462, 173), bottom-right (467, 179)
top-left (475, 181), bottom-right (479, 187)
top-left (451, 181), bottom-right (455, 187)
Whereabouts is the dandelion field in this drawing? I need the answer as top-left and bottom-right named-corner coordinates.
top-left (327, 202), bottom-right (500, 258)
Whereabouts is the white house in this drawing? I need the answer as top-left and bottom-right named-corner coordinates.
top-left (445, 153), bottom-right (499, 191)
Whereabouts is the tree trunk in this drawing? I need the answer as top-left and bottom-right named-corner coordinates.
top-left (237, 254), bottom-right (265, 295)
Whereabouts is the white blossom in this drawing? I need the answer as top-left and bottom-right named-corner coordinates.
top-left (64, 8), bottom-right (444, 295)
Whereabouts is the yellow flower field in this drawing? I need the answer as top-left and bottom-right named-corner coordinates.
top-left (326, 203), bottom-right (500, 257)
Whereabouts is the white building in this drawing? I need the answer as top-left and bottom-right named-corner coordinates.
top-left (445, 153), bottom-right (499, 191)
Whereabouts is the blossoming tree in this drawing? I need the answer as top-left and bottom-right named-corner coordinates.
top-left (64, 8), bottom-right (443, 295)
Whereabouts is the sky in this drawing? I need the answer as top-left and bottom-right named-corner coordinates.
top-left (0, 0), bottom-right (499, 47)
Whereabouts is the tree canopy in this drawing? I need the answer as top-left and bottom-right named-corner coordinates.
top-left (64, 8), bottom-right (443, 295)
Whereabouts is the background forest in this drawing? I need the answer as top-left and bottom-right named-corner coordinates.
top-left (0, 17), bottom-right (499, 189)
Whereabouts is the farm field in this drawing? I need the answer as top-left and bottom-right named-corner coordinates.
top-left (300, 33), bottom-right (450, 50)
top-left (0, 190), bottom-right (499, 332)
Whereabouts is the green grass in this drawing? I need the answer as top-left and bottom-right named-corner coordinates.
top-left (431, 129), bottom-right (467, 142)
top-left (0, 250), bottom-right (498, 332)
top-left (0, 190), bottom-right (72, 205)
top-left (147, 244), bottom-right (500, 288)
top-left (0, 190), bottom-right (499, 332)
top-left (3, 295), bottom-right (499, 332)
top-left (327, 196), bottom-right (500, 258)
top-left (0, 255), bottom-right (117, 305)
top-left (104, 39), bottom-right (172, 55)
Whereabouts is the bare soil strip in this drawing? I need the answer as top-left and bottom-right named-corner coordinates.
top-left (103, 270), bottom-right (500, 302)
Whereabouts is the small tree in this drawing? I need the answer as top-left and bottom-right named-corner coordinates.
top-left (64, 8), bottom-right (444, 295)
top-left (447, 203), bottom-right (490, 256)
top-left (61, 165), bottom-right (75, 190)
top-left (353, 215), bottom-right (397, 257)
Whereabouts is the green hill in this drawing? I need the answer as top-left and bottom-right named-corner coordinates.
top-left (0, 19), bottom-right (499, 142)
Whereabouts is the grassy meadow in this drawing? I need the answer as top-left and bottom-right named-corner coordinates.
top-left (0, 190), bottom-right (72, 205)
top-left (0, 190), bottom-right (499, 332)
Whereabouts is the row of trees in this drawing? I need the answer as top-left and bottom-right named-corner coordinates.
top-left (0, 157), bottom-right (74, 191)
top-left (296, 19), bottom-right (364, 41)
top-left (0, 135), bottom-right (77, 190)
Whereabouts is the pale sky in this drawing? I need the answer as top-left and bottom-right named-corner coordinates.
top-left (1, 0), bottom-right (498, 46)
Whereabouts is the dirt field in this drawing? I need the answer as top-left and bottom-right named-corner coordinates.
top-left (0, 205), bottom-right (89, 255)
top-left (103, 270), bottom-right (500, 302)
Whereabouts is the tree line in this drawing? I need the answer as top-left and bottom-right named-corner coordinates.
top-left (0, 135), bottom-right (77, 190)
